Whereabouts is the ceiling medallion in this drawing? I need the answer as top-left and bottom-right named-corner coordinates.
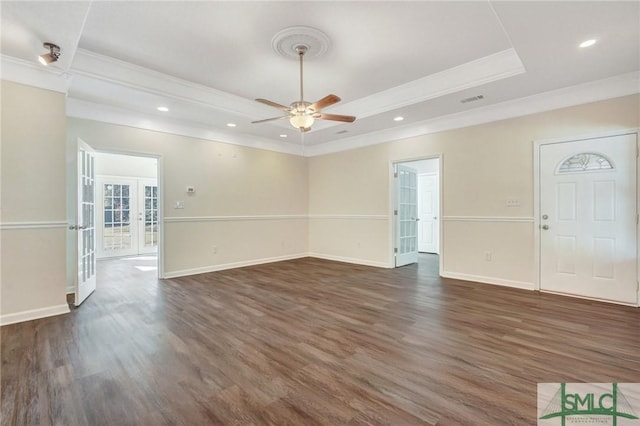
top-left (271, 26), bottom-right (331, 60)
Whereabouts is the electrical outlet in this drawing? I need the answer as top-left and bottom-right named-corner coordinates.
top-left (484, 251), bottom-right (492, 261)
top-left (174, 201), bottom-right (184, 209)
top-left (212, 245), bottom-right (218, 254)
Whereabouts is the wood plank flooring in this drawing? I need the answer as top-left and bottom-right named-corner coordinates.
top-left (2, 255), bottom-right (639, 425)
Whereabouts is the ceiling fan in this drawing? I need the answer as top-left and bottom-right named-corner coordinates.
top-left (252, 45), bottom-right (356, 132)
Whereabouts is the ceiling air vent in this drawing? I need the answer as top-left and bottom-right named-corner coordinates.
top-left (460, 95), bottom-right (484, 104)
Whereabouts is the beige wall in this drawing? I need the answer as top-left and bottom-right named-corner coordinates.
top-left (95, 152), bottom-right (157, 178)
top-left (308, 143), bottom-right (391, 266)
top-left (309, 94), bottom-right (640, 287)
top-left (66, 118), bottom-right (309, 277)
top-left (1, 81), bottom-right (69, 324)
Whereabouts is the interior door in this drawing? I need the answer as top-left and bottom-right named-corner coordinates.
top-left (97, 178), bottom-right (158, 258)
top-left (138, 179), bottom-right (159, 255)
top-left (539, 133), bottom-right (637, 304)
top-left (418, 173), bottom-right (439, 253)
top-left (395, 164), bottom-right (419, 267)
top-left (97, 178), bottom-right (138, 258)
top-left (75, 140), bottom-right (97, 306)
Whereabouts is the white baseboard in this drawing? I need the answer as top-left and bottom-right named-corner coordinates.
top-left (307, 252), bottom-right (391, 269)
top-left (440, 270), bottom-right (534, 291)
top-left (163, 253), bottom-right (310, 279)
top-left (0, 304), bottom-right (70, 326)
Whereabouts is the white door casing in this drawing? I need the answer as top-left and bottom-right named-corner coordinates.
top-left (418, 173), bottom-right (440, 254)
top-left (539, 133), bottom-right (637, 305)
top-left (395, 164), bottom-right (419, 267)
top-left (75, 140), bottom-right (97, 306)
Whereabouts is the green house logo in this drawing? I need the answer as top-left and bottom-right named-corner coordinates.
top-left (539, 383), bottom-right (640, 425)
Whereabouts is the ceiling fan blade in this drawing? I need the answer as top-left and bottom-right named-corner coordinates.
top-left (255, 98), bottom-right (291, 111)
top-left (315, 113), bottom-right (356, 123)
top-left (309, 94), bottom-right (341, 112)
top-left (251, 116), bottom-right (289, 124)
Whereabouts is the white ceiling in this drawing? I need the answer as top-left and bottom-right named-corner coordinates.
top-left (2, 1), bottom-right (639, 156)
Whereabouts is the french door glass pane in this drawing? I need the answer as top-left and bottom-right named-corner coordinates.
top-left (102, 184), bottom-right (132, 252)
top-left (144, 184), bottom-right (158, 248)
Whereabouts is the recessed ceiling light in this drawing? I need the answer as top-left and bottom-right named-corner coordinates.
top-left (579, 39), bottom-right (596, 48)
top-left (157, 106), bottom-right (169, 112)
top-left (394, 116), bottom-right (404, 122)
top-left (227, 123), bottom-right (237, 127)
top-left (279, 134), bottom-right (288, 138)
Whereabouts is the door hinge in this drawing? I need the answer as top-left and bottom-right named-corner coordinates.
top-left (394, 247), bottom-right (398, 253)
top-left (394, 209), bottom-right (398, 216)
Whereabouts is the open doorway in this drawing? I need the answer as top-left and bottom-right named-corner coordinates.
top-left (95, 153), bottom-right (158, 259)
top-left (67, 147), bottom-right (161, 306)
top-left (392, 156), bottom-right (442, 268)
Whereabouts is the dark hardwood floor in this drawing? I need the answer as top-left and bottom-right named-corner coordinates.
top-left (2, 254), bottom-right (639, 425)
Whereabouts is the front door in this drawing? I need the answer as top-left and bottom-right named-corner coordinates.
top-left (395, 164), bottom-right (419, 267)
top-left (75, 140), bottom-right (97, 306)
top-left (539, 133), bottom-right (637, 304)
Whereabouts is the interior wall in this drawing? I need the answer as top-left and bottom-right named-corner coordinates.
top-left (95, 152), bottom-right (157, 178)
top-left (1, 81), bottom-right (69, 324)
top-left (308, 94), bottom-right (640, 288)
top-left (308, 143), bottom-right (390, 266)
top-left (66, 118), bottom-right (309, 278)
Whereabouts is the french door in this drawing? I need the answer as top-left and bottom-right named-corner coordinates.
top-left (75, 139), bottom-right (97, 306)
top-left (96, 177), bottom-right (158, 258)
top-left (418, 173), bottom-right (439, 254)
top-left (395, 164), bottom-right (419, 267)
top-left (539, 133), bottom-right (637, 304)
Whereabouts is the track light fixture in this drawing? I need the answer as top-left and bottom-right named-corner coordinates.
top-left (38, 42), bottom-right (61, 66)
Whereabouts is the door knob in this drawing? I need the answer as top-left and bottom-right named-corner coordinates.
top-left (542, 214), bottom-right (549, 220)
top-left (542, 225), bottom-right (549, 230)
top-left (433, 216), bottom-right (438, 220)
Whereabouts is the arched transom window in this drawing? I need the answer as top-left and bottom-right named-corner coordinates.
top-left (557, 152), bottom-right (613, 174)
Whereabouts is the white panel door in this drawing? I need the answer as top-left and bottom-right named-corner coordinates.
top-left (395, 165), bottom-right (419, 267)
top-left (540, 134), bottom-right (637, 304)
top-left (418, 173), bottom-right (439, 253)
top-left (75, 140), bottom-right (97, 306)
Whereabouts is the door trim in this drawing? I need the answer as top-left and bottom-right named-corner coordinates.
top-left (82, 149), bottom-right (165, 279)
top-left (388, 154), bottom-right (443, 271)
top-left (533, 128), bottom-right (639, 305)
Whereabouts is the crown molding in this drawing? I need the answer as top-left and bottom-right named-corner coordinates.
top-left (1, 54), bottom-right (71, 93)
top-left (70, 49), bottom-right (271, 119)
top-left (330, 48), bottom-right (526, 120)
top-left (4, 50), bottom-right (637, 158)
top-left (305, 71), bottom-right (640, 157)
top-left (66, 97), bottom-right (304, 156)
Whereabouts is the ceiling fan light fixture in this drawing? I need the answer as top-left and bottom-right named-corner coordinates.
top-left (289, 113), bottom-right (314, 130)
top-left (38, 42), bottom-right (60, 66)
top-left (252, 27), bottom-right (355, 132)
